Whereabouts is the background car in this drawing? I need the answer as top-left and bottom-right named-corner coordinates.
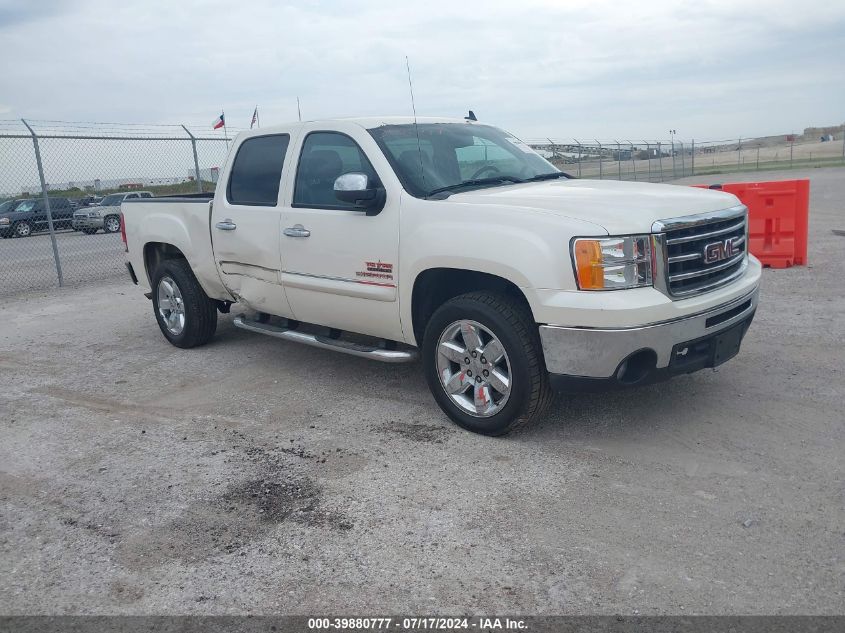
top-left (75, 195), bottom-right (102, 208)
top-left (72, 191), bottom-right (153, 234)
top-left (0, 197), bottom-right (75, 238)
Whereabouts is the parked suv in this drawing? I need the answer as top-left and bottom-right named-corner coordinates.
top-left (0, 197), bottom-right (75, 238)
top-left (73, 191), bottom-right (153, 234)
top-left (76, 195), bottom-right (102, 208)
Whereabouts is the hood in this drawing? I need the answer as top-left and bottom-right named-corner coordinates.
top-left (447, 179), bottom-right (740, 234)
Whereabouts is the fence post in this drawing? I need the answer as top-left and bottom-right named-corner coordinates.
top-left (546, 138), bottom-right (556, 164)
top-left (629, 141), bottom-right (636, 181)
top-left (574, 139), bottom-right (582, 178)
top-left (679, 141), bottom-right (685, 177)
top-left (596, 140), bottom-right (603, 179)
top-left (737, 137), bottom-right (742, 168)
top-left (691, 139), bottom-right (695, 177)
top-left (790, 139), bottom-right (794, 169)
top-left (756, 147), bottom-right (760, 170)
top-left (615, 140), bottom-right (622, 180)
top-left (657, 142), bottom-right (664, 182)
top-left (182, 125), bottom-right (203, 193)
top-left (21, 119), bottom-right (63, 287)
top-left (645, 142), bottom-right (652, 182)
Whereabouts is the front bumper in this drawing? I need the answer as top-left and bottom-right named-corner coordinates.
top-left (540, 286), bottom-right (758, 390)
top-left (72, 215), bottom-right (104, 229)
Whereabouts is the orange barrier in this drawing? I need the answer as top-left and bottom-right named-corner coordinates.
top-left (690, 179), bottom-right (809, 268)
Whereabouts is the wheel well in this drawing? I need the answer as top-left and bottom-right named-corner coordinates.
top-left (143, 242), bottom-right (186, 282)
top-left (411, 268), bottom-right (533, 345)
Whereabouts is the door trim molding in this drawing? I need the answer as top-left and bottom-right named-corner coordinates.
top-left (281, 270), bottom-right (396, 301)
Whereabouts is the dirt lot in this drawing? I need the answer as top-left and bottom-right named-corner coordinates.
top-left (1, 168), bottom-right (842, 615)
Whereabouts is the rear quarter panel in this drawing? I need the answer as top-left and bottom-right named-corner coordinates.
top-left (123, 199), bottom-right (230, 300)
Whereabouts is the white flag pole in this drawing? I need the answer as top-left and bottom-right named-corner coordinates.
top-left (222, 108), bottom-right (228, 150)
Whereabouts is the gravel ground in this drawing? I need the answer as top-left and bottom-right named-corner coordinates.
top-left (1, 168), bottom-right (842, 615)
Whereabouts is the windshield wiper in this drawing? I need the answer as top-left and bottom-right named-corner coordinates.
top-left (523, 171), bottom-right (573, 182)
top-left (427, 176), bottom-right (524, 197)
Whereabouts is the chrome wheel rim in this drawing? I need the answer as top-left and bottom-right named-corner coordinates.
top-left (17, 223), bottom-right (30, 236)
top-left (436, 319), bottom-right (512, 418)
top-left (157, 276), bottom-right (185, 336)
top-left (105, 217), bottom-right (120, 232)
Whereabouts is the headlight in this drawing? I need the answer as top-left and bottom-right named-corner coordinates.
top-left (0, 217), bottom-right (9, 225)
top-left (572, 235), bottom-right (653, 290)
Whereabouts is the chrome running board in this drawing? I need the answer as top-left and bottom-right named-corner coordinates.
top-left (232, 315), bottom-right (418, 363)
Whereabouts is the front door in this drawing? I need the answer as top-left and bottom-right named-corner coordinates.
top-left (210, 132), bottom-right (295, 318)
top-left (279, 130), bottom-right (402, 341)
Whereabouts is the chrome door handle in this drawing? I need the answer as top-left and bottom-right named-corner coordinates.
top-left (283, 225), bottom-right (311, 238)
top-left (215, 219), bottom-right (237, 231)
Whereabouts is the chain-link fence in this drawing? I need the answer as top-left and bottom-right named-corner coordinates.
top-left (2, 120), bottom-right (844, 297)
top-left (527, 131), bottom-right (845, 181)
top-left (0, 120), bottom-right (233, 296)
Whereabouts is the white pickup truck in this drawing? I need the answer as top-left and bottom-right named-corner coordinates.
top-left (122, 116), bottom-right (760, 435)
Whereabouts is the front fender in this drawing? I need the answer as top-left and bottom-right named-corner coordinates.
top-left (399, 199), bottom-right (607, 339)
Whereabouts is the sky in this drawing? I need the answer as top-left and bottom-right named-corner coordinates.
top-left (0, 0), bottom-right (843, 142)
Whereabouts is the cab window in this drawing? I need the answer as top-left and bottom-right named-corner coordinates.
top-left (293, 132), bottom-right (379, 210)
top-left (227, 134), bottom-right (290, 206)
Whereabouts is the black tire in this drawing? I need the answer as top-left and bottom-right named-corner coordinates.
top-left (103, 214), bottom-right (121, 233)
top-left (82, 228), bottom-right (98, 235)
top-left (14, 221), bottom-right (32, 238)
top-left (151, 258), bottom-right (217, 348)
top-left (422, 291), bottom-right (553, 436)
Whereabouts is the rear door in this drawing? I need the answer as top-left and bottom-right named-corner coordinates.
top-left (210, 132), bottom-right (296, 318)
top-left (52, 198), bottom-right (72, 227)
top-left (32, 199), bottom-right (46, 230)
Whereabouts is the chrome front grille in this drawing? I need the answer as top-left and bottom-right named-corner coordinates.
top-left (653, 206), bottom-right (748, 297)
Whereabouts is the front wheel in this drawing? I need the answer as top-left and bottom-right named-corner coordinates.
top-left (103, 215), bottom-right (121, 233)
top-left (422, 292), bottom-right (553, 436)
top-left (151, 258), bottom-right (217, 348)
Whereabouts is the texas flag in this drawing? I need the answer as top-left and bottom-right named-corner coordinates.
top-left (212, 113), bottom-right (225, 130)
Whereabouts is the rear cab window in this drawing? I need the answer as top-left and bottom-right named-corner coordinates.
top-left (227, 134), bottom-right (290, 206)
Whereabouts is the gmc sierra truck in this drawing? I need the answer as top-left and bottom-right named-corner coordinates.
top-left (122, 117), bottom-right (760, 435)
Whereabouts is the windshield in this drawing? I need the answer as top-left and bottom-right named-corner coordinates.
top-left (0, 200), bottom-right (17, 214)
top-left (369, 123), bottom-right (559, 197)
top-left (100, 194), bottom-right (125, 206)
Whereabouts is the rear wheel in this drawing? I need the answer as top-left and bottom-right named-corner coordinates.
top-left (103, 215), bottom-right (121, 233)
top-left (422, 291), bottom-right (553, 436)
top-left (151, 258), bottom-right (217, 348)
top-left (14, 221), bottom-right (31, 238)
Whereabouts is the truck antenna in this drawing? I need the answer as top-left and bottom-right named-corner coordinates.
top-left (297, 97), bottom-right (302, 122)
top-left (405, 56), bottom-right (427, 192)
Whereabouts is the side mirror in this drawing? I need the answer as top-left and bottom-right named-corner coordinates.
top-left (333, 172), bottom-right (385, 216)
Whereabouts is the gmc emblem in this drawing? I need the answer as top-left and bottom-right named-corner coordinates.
top-left (703, 236), bottom-right (741, 264)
